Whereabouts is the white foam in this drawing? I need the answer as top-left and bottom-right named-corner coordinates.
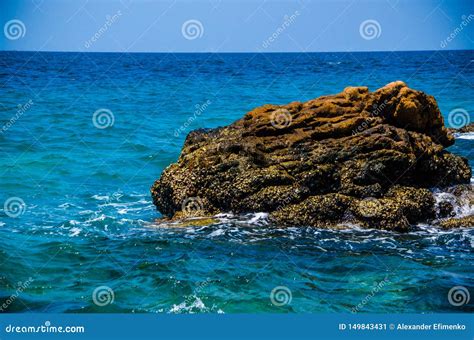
top-left (432, 187), bottom-right (474, 218)
top-left (91, 194), bottom-right (110, 201)
top-left (68, 219), bottom-right (81, 226)
top-left (454, 132), bottom-right (474, 140)
top-left (208, 228), bottom-right (225, 237)
top-left (69, 227), bottom-right (81, 237)
top-left (86, 214), bottom-right (107, 222)
top-left (248, 212), bottom-right (269, 224)
top-left (169, 297), bottom-right (207, 314)
top-left (58, 202), bottom-right (77, 209)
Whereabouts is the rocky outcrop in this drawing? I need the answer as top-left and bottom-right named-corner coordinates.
top-left (449, 122), bottom-right (474, 134)
top-left (151, 81), bottom-right (472, 231)
top-left (439, 216), bottom-right (474, 229)
top-left (459, 123), bottom-right (474, 133)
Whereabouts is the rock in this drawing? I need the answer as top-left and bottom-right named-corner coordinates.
top-left (154, 217), bottom-right (220, 228)
top-left (434, 184), bottom-right (473, 224)
top-left (270, 186), bottom-right (435, 232)
top-left (151, 82), bottom-right (472, 231)
top-left (459, 123), bottom-right (474, 133)
top-left (437, 201), bottom-right (455, 218)
top-left (438, 216), bottom-right (474, 229)
top-left (449, 123), bottom-right (474, 134)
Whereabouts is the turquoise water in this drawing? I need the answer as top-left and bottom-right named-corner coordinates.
top-left (0, 51), bottom-right (473, 313)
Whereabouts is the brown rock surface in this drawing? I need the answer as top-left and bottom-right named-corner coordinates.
top-left (458, 123), bottom-right (474, 133)
top-left (439, 216), bottom-right (474, 229)
top-left (151, 82), bottom-right (472, 231)
top-left (447, 122), bottom-right (474, 135)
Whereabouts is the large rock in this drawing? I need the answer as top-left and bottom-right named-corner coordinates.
top-left (151, 81), bottom-right (472, 231)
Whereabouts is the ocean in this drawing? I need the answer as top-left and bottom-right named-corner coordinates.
top-left (0, 50), bottom-right (473, 313)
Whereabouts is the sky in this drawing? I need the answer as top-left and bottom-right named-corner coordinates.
top-left (0, 0), bottom-right (473, 52)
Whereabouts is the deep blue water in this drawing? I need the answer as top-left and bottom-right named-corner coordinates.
top-left (0, 50), bottom-right (473, 313)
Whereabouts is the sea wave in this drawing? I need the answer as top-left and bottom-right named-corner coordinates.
top-left (168, 296), bottom-right (224, 314)
top-left (432, 186), bottom-right (474, 218)
top-left (147, 211), bottom-right (474, 253)
top-left (454, 132), bottom-right (474, 140)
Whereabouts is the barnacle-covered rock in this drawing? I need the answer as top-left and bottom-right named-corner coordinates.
top-left (151, 82), bottom-right (472, 231)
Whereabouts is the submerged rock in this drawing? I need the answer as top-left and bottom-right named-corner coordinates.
top-left (151, 81), bottom-right (472, 231)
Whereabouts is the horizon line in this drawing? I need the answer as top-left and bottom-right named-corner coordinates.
top-left (1, 48), bottom-right (473, 54)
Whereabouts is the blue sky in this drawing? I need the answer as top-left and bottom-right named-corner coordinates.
top-left (0, 0), bottom-right (473, 52)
